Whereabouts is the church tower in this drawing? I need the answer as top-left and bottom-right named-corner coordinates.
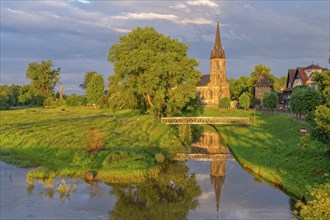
top-left (209, 21), bottom-right (230, 105)
top-left (196, 21), bottom-right (230, 106)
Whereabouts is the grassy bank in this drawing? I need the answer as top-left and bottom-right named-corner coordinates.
top-left (0, 107), bottom-right (186, 183)
top-left (202, 108), bottom-right (330, 199)
top-left (1, 106), bottom-right (329, 200)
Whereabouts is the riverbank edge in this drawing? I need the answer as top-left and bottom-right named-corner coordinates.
top-left (227, 145), bottom-right (303, 200)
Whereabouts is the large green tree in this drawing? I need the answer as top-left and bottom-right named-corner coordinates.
top-left (26, 60), bottom-right (60, 99)
top-left (108, 27), bottom-right (201, 118)
top-left (86, 74), bottom-right (105, 106)
top-left (311, 70), bottom-right (330, 105)
top-left (228, 76), bottom-right (251, 101)
top-left (79, 71), bottom-right (97, 90)
top-left (290, 86), bottom-right (321, 116)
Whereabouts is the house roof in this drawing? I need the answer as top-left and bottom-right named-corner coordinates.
top-left (254, 72), bottom-right (272, 87)
top-left (286, 69), bottom-right (296, 88)
top-left (285, 64), bottom-right (328, 89)
top-left (305, 64), bottom-right (327, 70)
top-left (197, 74), bottom-right (210, 86)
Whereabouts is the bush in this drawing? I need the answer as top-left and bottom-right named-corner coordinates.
top-left (0, 94), bottom-right (10, 110)
top-left (290, 86), bottom-right (321, 115)
top-left (294, 183), bottom-right (330, 219)
top-left (239, 92), bottom-right (250, 110)
top-left (155, 153), bottom-right (165, 164)
top-left (87, 129), bottom-right (105, 152)
top-left (310, 105), bottom-right (330, 147)
top-left (43, 97), bottom-right (62, 108)
top-left (219, 97), bottom-right (230, 108)
top-left (66, 94), bottom-right (86, 106)
top-left (262, 92), bottom-right (278, 111)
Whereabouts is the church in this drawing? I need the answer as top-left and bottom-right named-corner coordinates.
top-left (196, 22), bottom-right (230, 106)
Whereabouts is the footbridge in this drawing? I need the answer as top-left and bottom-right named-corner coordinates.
top-left (161, 117), bottom-right (249, 125)
top-left (174, 153), bottom-right (235, 161)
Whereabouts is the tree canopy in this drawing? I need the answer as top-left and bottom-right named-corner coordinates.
top-left (311, 70), bottom-right (330, 105)
top-left (239, 92), bottom-right (250, 110)
top-left (262, 91), bottom-right (278, 111)
top-left (108, 27), bottom-right (201, 117)
top-left (86, 74), bottom-right (105, 105)
top-left (290, 86), bottom-right (321, 115)
top-left (79, 71), bottom-right (97, 90)
top-left (26, 60), bottom-right (60, 99)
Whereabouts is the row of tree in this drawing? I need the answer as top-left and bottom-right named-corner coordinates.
top-left (228, 64), bottom-right (286, 105)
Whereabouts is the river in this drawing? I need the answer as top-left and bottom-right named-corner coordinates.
top-left (1, 131), bottom-right (295, 219)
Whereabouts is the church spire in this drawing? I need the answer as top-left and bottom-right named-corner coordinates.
top-left (210, 21), bottom-right (226, 59)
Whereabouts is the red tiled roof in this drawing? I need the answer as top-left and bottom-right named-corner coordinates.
top-left (287, 69), bottom-right (295, 88)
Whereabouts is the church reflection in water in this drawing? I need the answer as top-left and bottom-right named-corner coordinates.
top-left (191, 131), bottom-right (228, 212)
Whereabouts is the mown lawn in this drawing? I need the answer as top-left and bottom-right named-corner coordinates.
top-left (0, 107), bottom-right (185, 183)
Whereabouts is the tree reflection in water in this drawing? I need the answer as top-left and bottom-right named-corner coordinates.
top-left (109, 162), bottom-right (201, 220)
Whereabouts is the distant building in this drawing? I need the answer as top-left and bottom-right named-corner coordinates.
top-left (254, 72), bottom-right (273, 101)
top-left (283, 64), bottom-right (328, 109)
top-left (196, 22), bottom-right (230, 106)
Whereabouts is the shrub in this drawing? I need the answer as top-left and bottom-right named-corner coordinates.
top-left (87, 129), bottom-right (105, 152)
top-left (66, 94), bottom-right (86, 106)
top-left (290, 86), bottom-right (321, 115)
top-left (294, 183), bottom-right (330, 219)
top-left (155, 153), bottom-right (165, 164)
top-left (239, 92), bottom-right (250, 110)
top-left (262, 92), bottom-right (278, 112)
top-left (310, 105), bottom-right (330, 147)
top-left (0, 94), bottom-right (10, 110)
top-left (43, 97), bottom-right (62, 108)
top-left (219, 97), bottom-right (230, 108)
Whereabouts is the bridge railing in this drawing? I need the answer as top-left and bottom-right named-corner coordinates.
top-left (161, 117), bottom-right (249, 125)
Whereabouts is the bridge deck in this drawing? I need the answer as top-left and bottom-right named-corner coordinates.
top-left (161, 117), bottom-right (249, 125)
top-left (174, 153), bottom-right (235, 161)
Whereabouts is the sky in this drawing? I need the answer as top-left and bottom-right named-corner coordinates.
top-left (1, 0), bottom-right (329, 94)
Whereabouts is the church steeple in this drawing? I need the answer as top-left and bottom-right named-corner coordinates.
top-left (210, 21), bottom-right (226, 59)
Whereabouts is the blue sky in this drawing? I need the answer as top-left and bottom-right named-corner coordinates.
top-left (1, 0), bottom-right (329, 94)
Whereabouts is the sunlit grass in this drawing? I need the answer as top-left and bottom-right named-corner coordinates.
top-left (0, 107), bottom-right (182, 183)
top-left (201, 108), bottom-right (330, 199)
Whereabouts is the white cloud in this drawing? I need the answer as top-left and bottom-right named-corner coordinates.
top-left (112, 12), bottom-right (177, 21)
top-left (111, 12), bottom-right (212, 25)
top-left (112, 28), bottom-right (131, 33)
top-left (187, 0), bottom-right (218, 8)
top-left (170, 3), bottom-right (187, 10)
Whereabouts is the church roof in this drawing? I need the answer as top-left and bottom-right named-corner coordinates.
top-left (210, 22), bottom-right (226, 59)
top-left (196, 74), bottom-right (210, 86)
top-left (255, 72), bottom-right (273, 87)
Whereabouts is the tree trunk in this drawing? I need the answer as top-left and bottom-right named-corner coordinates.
top-left (145, 94), bottom-right (154, 107)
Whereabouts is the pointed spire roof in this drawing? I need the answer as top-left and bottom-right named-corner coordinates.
top-left (210, 21), bottom-right (226, 59)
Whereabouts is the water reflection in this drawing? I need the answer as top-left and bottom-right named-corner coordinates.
top-left (191, 131), bottom-right (228, 212)
top-left (109, 162), bottom-right (201, 219)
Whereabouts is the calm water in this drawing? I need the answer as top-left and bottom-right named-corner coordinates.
top-left (1, 132), bottom-right (295, 219)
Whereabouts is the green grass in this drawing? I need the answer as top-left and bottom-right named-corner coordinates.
top-left (1, 106), bottom-right (329, 201)
top-left (201, 108), bottom-right (330, 199)
top-left (0, 107), bottom-right (185, 183)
